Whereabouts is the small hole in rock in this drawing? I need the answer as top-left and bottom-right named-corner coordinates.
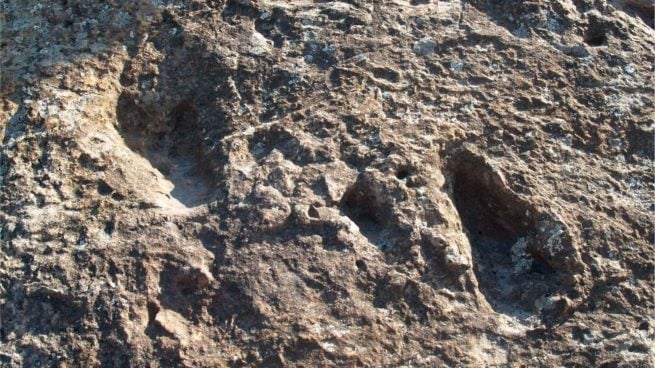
top-left (147, 301), bottom-right (160, 323)
top-left (584, 29), bottom-right (607, 46)
top-left (395, 168), bottom-right (411, 180)
top-left (104, 220), bottom-right (115, 236)
top-left (308, 206), bottom-right (320, 219)
top-left (97, 180), bottom-right (113, 196)
top-left (355, 259), bottom-right (367, 270)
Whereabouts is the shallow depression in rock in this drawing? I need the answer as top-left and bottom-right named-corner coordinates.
top-left (116, 96), bottom-right (216, 207)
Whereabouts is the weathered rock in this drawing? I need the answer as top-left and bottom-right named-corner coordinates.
top-left (0, 0), bottom-right (653, 367)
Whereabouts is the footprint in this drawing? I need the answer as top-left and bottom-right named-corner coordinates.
top-left (447, 148), bottom-right (585, 322)
top-left (116, 96), bottom-right (216, 207)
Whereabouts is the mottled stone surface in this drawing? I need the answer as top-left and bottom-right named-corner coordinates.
top-left (1, 0), bottom-right (653, 366)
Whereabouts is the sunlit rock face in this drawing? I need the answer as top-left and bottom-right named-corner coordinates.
top-left (1, 0), bottom-right (653, 366)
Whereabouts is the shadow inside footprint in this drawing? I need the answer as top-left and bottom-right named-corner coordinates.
top-left (116, 96), bottom-right (215, 207)
top-left (448, 152), bottom-right (569, 321)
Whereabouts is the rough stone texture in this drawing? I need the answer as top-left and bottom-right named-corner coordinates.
top-left (0, 0), bottom-right (653, 367)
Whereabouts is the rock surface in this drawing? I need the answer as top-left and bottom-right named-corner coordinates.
top-left (1, 0), bottom-right (653, 366)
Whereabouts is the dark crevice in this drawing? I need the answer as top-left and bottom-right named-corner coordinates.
top-left (103, 219), bottom-right (115, 236)
top-left (583, 31), bottom-right (606, 46)
top-left (584, 17), bottom-right (609, 47)
top-left (395, 168), bottom-right (411, 180)
top-left (371, 66), bottom-right (401, 83)
top-left (97, 180), bottom-right (113, 196)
